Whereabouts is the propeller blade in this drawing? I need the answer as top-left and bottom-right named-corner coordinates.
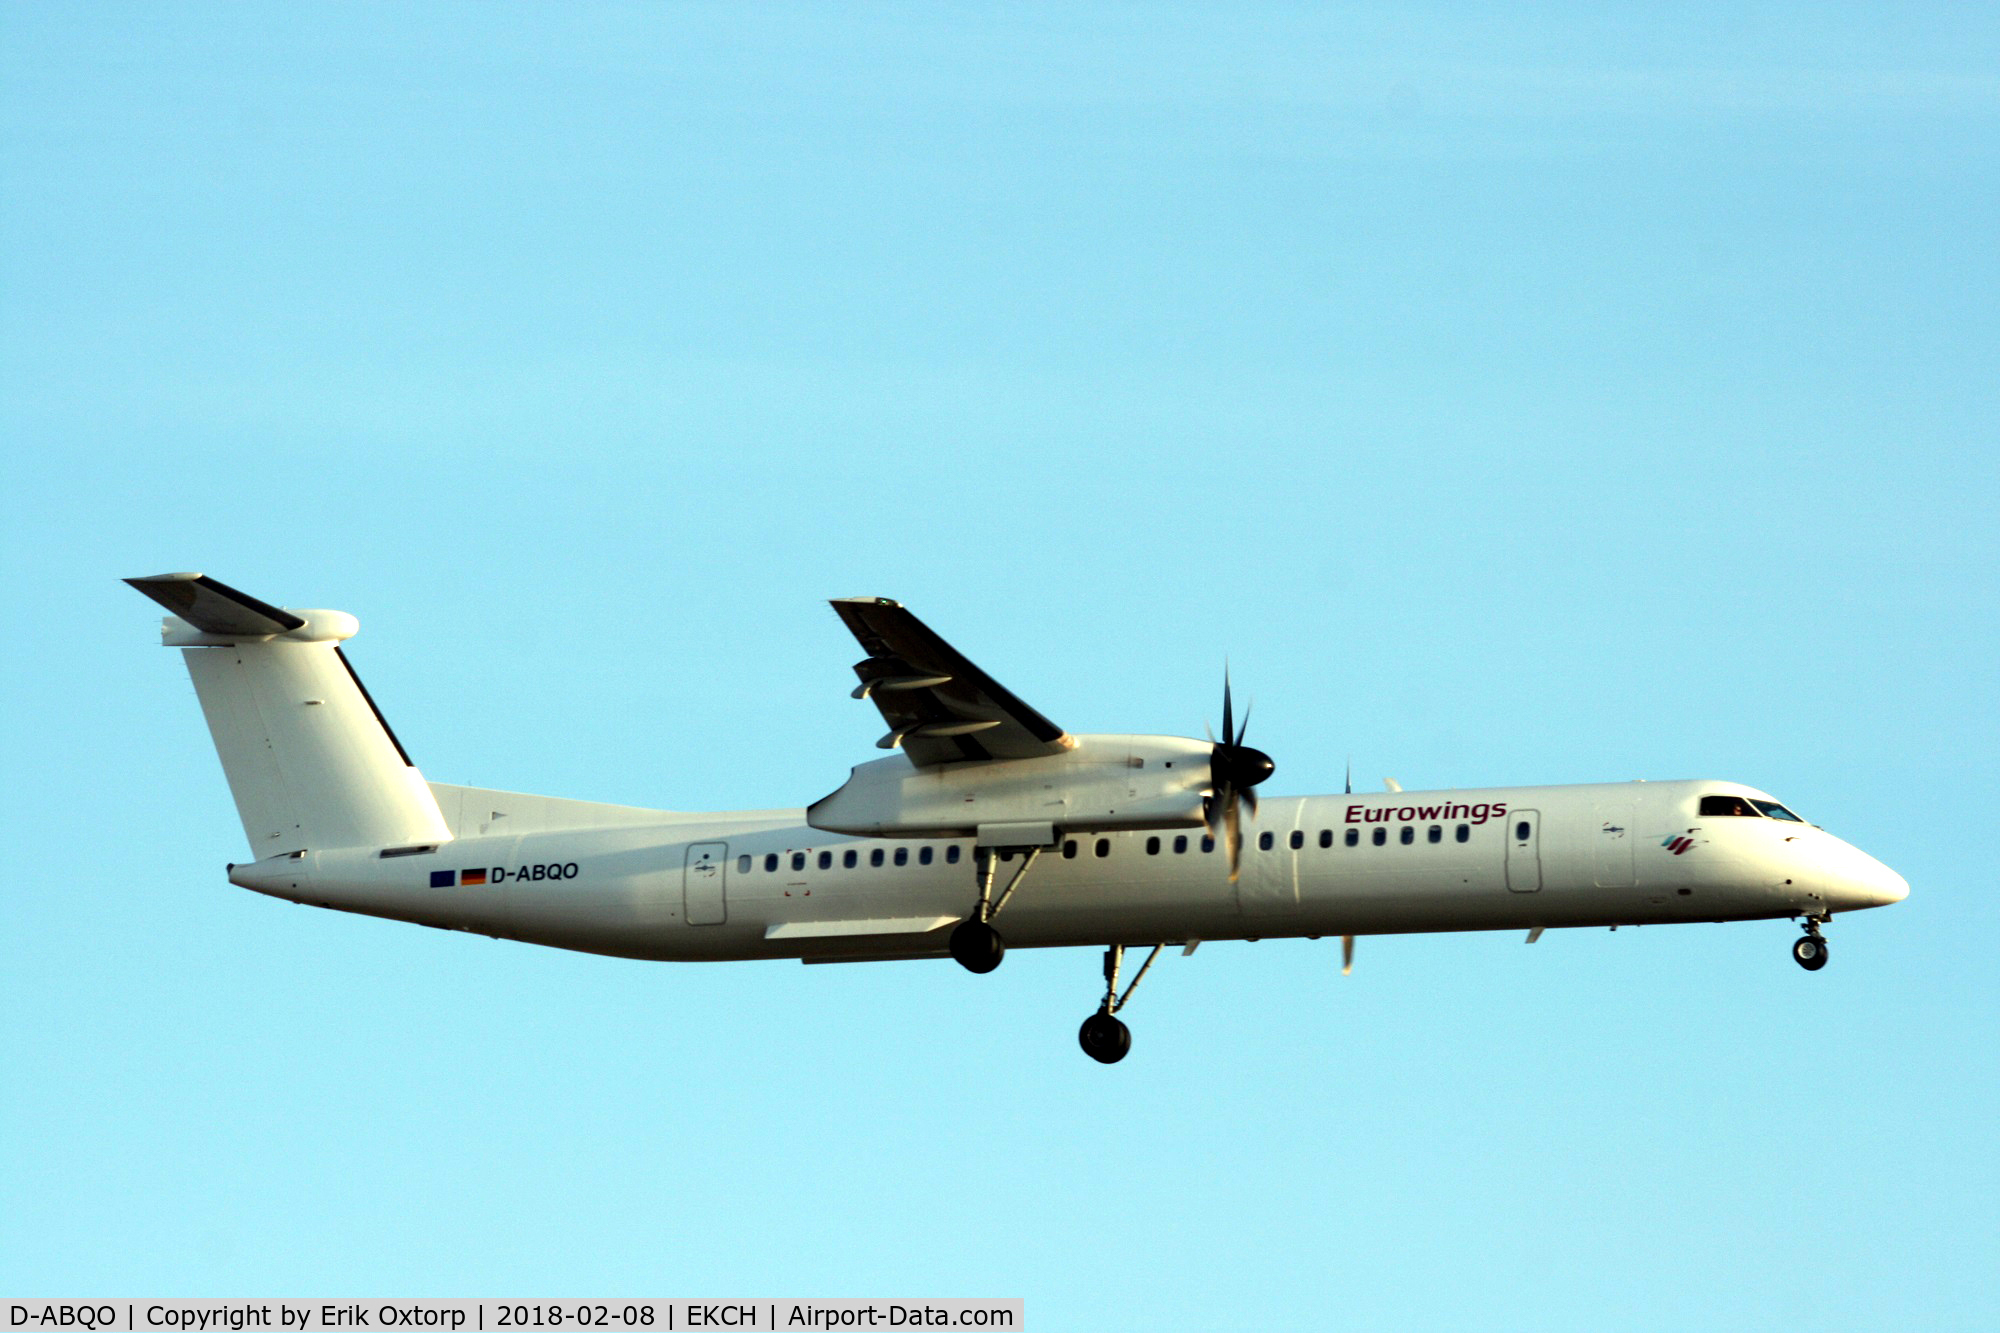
top-left (1205, 665), bottom-right (1274, 885)
top-left (1341, 935), bottom-right (1355, 975)
top-left (1220, 672), bottom-right (1234, 754)
top-left (1224, 797), bottom-right (1243, 882)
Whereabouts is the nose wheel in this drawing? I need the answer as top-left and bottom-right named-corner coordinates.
top-left (1792, 918), bottom-right (1830, 971)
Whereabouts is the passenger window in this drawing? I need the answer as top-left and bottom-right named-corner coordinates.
top-left (919, 846), bottom-right (934, 866)
top-left (1698, 795), bottom-right (1761, 817)
top-left (1427, 825), bottom-right (1442, 844)
top-left (1173, 835), bottom-right (1188, 854)
top-left (1750, 799), bottom-right (1805, 822)
top-left (1345, 828), bottom-right (1360, 847)
top-left (737, 855), bottom-right (751, 873)
top-left (817, 851), bottom-right (832, 870)
top-left (1289, 830), bottom-right (1305, 850)
top-left (1319, 829), bottom-right (1332, 849)
top-left (1400, 826), bottom-right (1415, 845)
top-left (843, 849), bottom-right (858, 869)
top-left (1455, 824), bottom-right (1469, 843)
top-left (1201, 835), bottom-right (1215, 853)
top-left (791, 852), bottom-right (805, 872)
top-left (1063, 839), bottom-right (1079, 860)
top-left (1372, 827), bottom-right (1387, 846)
top-left (1146, 836), bottom-right (1161, 855)
top-left (947, 845), bottom-right (961, 864)
top-left (764, 853), bottom-right (778, 872)
top-left (1095, 838), bottom-right (1111, 858)
top-left (870, 848), bottom-right (884, 867)
top-left (1259, 831), bottom-right (1274, 851)
top-left (894, 847), bottom-right (908, 866)
top-left (1514, 821), bottom-right (1531, 841)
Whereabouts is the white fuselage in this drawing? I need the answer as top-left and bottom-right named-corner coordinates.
top-left (227, 777), bottom-right (1907, 963)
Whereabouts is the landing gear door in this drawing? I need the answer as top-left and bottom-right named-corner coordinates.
top-left (684, 841), bottom-right (728, 925)
top-left (1506, 810), bottom-right (1542, 893)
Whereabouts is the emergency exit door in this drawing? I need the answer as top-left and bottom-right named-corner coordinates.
top-left (1506, 811), bottom-right (1542, 892)
top-left (684, 841), bottom-right (729, 924)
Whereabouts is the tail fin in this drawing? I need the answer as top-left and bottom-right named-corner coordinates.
top-left (128, 573), bottom-right (452, 856)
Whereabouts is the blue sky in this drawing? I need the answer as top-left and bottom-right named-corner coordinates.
top-left (3, 4), bottom-right (1996, 1327)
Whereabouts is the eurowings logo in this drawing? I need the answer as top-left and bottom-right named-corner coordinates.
top-left (1662, 835), bottom-right (1696, 856)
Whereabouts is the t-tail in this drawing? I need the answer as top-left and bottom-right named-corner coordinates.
top-left (126, 573), bottom-right (453, 860)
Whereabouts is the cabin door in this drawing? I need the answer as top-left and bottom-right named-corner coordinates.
top-left (1592, 804), bottom-right (1636, 888)
top-left (684, 841), bottom-right (729, 925)
top-left (1505, 811), bottom-right (1542, 892)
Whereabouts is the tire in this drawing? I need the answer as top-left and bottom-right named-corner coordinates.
top-left (1078, 1012), bottom-right (1132, 1064)
top-left (1792, 936), bottom-right (1829, 971)
top-left (949, 918), bottom-right (1005, 974)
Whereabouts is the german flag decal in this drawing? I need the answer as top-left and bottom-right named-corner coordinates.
top-left (461, 868), bottom-right (488, 885)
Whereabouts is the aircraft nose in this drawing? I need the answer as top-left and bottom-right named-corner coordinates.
top-left (1874, 864), bottom-right (1911, 905)
top-left (1823, 844), bottom-right (1909, 911)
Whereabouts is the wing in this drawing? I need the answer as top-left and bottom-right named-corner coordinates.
top-left (830, 598), bottom-right (1072, 766)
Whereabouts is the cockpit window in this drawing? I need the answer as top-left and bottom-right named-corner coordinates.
top-left (1750, 799), bottom-right (1804, 822)
top-left (1699, 795), bottom-right (1761, 817)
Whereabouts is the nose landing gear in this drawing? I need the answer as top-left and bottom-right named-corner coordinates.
top-left (1792, 916), bottom-right (1830, 971)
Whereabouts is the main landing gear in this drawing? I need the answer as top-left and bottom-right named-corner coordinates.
top-left (949, 847), bottom-right (1041, 974)
top-left (1792, 915), bottom-right (1830, 972)
top-left (1079, 943), bottom-right (1165, 1064)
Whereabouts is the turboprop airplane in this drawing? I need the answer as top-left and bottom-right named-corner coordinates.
top-left (129, 573), bottom-right (1908, 1063)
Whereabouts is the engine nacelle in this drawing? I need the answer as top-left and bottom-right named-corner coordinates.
top-left (807, 734), bottom-right (1213, 845)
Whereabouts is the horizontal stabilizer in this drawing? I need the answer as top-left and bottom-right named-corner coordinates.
top-left (125, 572), bottom-right (305, 636)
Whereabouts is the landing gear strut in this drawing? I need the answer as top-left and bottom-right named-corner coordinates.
top-left (950, 847), bottom-right (1041, 974)
top-left (1792, 916), bottom-right (1830, 971)
top-left (1078, 943), bottom-right (1164, 1064)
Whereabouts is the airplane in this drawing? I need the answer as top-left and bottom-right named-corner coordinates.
top-left (127, 572), bottom-right (1909, 1063)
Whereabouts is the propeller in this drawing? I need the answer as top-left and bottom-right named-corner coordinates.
top-left (1204, 669), bottom-right (1275, 882)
